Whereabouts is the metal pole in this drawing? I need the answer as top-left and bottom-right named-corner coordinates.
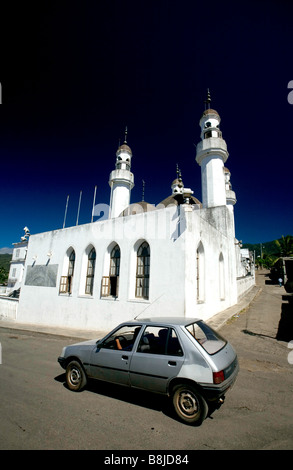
top-left (76, 190), bottom-right (82, 226)
top-left (63, 195), bottom-right (69, 229)
top-left (91, 186), bottom-right (97, 223)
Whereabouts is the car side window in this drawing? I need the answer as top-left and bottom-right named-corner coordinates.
top-left (101, 325), bottom-right (141, 351)
top-left (137, 326), bottom-right (183, 356)
top-left (167, 328), bottom-right (183, 356)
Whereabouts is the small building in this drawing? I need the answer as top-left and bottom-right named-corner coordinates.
top-left (6, 229), bottom-right (29, 296)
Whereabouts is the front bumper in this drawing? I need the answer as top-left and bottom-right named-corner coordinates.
top-left (58, 356), bottom-right (67, 369)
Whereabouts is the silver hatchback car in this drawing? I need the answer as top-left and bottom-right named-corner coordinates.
top-left (58, 317), bottom-right (238, 425)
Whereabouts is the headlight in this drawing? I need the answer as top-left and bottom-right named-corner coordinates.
top-left (61, 347), bottom-right (67, 357)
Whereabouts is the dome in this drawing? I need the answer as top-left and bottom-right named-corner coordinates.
top-left (116, 143), bottom-right (132, 157)
top-left (202, 108), bottom-right (220, 117)
top-left (200, 108), bottom-right (221, 128)
top-left (119, 201), bottom-right (156, 217)
top-left (158, 194), bottom-right (202, 208)
top-left (171, 178), bottom-right (183, 187)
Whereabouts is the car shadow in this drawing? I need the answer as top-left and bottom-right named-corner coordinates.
top-left (54, 372), bottom-right (174, 420)
top-left (54, 373), bottom-right (220, 424)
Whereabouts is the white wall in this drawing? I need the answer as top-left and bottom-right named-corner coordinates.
top-left (184, 205), bottom-right (238, 321)
top-left (0, 297), bottom-right (18, 320)
top-left (17, 205), bottom-right (186, 331)
top-left (237, 275), bottom-right (255, 299)
top-left (16, 203), bottom-right (252, 332)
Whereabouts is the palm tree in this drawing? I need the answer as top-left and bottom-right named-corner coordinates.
top-left (274, 235), bottom-right (293, 257)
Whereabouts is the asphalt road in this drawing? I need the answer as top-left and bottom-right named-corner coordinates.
top-left (0, 271), bottom-right (292, 450)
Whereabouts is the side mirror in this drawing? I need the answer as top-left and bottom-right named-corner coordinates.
top-left (96, 339), bottom-right (103, 348)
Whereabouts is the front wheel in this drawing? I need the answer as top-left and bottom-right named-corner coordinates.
top-left (172, 384), bottom-right (208, 425)
top-left (66, 360), bottom-right (87, 391)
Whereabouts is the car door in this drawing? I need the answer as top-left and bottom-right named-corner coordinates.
top-left (89, 348), bottom-right (131, 385)
top-left (129, 326), bottom-right (185, 393)
top-left (89, 324), bottom-right (141, 386)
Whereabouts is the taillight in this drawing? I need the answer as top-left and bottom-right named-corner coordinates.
top-left (213, 370), bottom-right (225, 384)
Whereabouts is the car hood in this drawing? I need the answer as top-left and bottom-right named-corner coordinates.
top-left (69, 339), bottom-right (98, 348)
top-left (63, 339), bottom-right (98, 358)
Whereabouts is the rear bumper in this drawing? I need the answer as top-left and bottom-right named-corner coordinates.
top-left (200, 362), bottom-right (239, 402)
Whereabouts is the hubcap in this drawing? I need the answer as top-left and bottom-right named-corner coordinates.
top-left (178, 390), bottom-right (199, 416)
top-left (70, 366), bottom-right (81, 385)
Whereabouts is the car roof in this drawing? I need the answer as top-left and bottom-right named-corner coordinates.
top-left (127, 317), bottom-right (202, 326)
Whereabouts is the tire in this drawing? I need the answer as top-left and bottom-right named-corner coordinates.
top-left (66, 360), bottom-right (87, 392)
top-left (172, 384), bottom-right (208, 425)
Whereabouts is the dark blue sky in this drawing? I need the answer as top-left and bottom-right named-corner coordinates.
top-left (0, 0), bottom-right (292, 252)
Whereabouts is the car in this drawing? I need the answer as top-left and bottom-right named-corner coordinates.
top-left (58, 317), bottom-right (239, 425)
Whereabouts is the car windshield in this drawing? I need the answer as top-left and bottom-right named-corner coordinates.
top-left (185, 321), bottom-right (226, 355)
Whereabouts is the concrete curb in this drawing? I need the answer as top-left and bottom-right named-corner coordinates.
top-left (0, 319), bottom-right (107, 340)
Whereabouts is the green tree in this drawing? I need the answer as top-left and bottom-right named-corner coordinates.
top-left (0, 267), bottom-right (8, 285)
top-left (274, 235), bottom-right (293, 257)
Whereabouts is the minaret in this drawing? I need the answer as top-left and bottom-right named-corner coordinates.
top-left (195, 91), bottom-right (229, 208)
top-left (171, 166), bottom-right (194, 203)
top-left (224, 167), bottom-right (237, 211)
top-left (109, 127), bottom-right (134, 218)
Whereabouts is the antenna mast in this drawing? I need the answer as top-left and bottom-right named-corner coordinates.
top-left (142, 180), bottom-right (145, 202)
top-left (91, 186), bottom-right (97, 223)
top-left (76, 190), bottom-right (82, 226)
top-left (63, 195), bottom-right (69, 229)
top-left (204, 88), bottom-right (211, 110)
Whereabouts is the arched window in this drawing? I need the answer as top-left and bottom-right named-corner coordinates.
top-left (109, 244), bottom-right (120, 296)
top-left (59, 249), bottom-right (75, 294)
top-left (135, 242), bottom-right (150, 299)
top-left (85, 247), bottom-right (96, 295)
top-left (101, 244), bottom-right (120, 297)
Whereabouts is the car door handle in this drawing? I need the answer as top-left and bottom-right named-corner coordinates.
top-left (168, 361), bottom-right (177, 366)
top-left (122, 355), bottom-right (129, 360)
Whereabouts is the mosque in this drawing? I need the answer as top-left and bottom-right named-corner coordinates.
top-left (4, 95), bottom-right (255, 331)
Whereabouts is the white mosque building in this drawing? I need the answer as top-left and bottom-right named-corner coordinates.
top-left (3, 96), bottom-right (255, 332)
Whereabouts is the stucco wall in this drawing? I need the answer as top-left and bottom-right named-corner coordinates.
top-left (0, 297), bottom-right (18, 320)
top-left (15, 203), bottom-right (254, 332)
top-left (184, 205), bottom-right (238, 320)
top-left (237, 274), bottom-right (255, 300)
top-left (17, 205), bottom-right (186, 331)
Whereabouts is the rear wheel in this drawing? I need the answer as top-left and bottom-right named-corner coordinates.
top-left (172, 384), bottom-right (208, 425)
top-left (66, 360), bottom-right (87, 391)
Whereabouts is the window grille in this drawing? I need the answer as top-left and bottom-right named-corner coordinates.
top-left (85, 248), bottom-right (96, 295)
top-left (135, 242), bottom-right (150, 299)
